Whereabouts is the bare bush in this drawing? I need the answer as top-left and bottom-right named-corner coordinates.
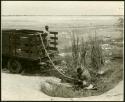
top-left (79, 38), bottom-right (88, 67)
top-left (89, 36), bottom-right (105, 71)
top-left (71, 34), bottom-right (80, 68)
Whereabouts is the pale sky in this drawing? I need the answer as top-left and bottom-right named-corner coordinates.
top-left (1, 1), bottom-right (124, 15)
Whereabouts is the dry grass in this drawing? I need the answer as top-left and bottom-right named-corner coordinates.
top-left (40, 34), bottom-right (123, 98)
top-left (41, 59), bottom-right (123, 98)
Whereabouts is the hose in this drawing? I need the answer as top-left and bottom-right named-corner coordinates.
top-left (38, 32), bottom-right (80, 81)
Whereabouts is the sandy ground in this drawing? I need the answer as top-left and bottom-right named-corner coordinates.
top-left (1, 72), bottom-right (124, 101)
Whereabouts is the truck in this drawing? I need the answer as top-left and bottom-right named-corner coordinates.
top-left (2, 26), bottom-right (59, 74)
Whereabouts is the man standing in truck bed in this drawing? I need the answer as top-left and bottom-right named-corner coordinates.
top-left (44, 25), bottom-right (51, 49)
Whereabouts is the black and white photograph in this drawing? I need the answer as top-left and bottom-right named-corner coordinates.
top-left (1, 1), bottom-right (124, 101)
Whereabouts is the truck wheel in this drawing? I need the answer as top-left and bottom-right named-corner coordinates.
top-left (7, 59), bottom-right (22, 73)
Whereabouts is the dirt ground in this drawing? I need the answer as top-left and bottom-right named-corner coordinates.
top-left (1, 72), bottom-right (123, 101)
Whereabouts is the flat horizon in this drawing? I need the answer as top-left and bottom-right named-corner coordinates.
top-left (1, 15), bottom-right (124, 16)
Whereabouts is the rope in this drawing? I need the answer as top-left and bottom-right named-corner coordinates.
top-left (37, 32), bottom-right (80, 81)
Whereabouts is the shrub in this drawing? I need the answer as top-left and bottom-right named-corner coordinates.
top-left (89, 36), bottom-right (105, 71)
top-left (58, 33), bottom-right (105, 83)
top-left (71, 34), bottom-right (80, 68)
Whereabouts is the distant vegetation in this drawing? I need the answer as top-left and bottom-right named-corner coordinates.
top-left (116, 17), bottom-right (124, 27)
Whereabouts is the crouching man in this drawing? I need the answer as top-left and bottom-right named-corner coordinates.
top-left (76, 66), bottom-right (97, 90)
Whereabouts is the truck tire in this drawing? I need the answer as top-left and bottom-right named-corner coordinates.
top-left (7, 59), bottom-right (22, 73)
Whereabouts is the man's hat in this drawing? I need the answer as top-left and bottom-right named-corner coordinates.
top-left (77, 67), bottom-right (83, 74)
